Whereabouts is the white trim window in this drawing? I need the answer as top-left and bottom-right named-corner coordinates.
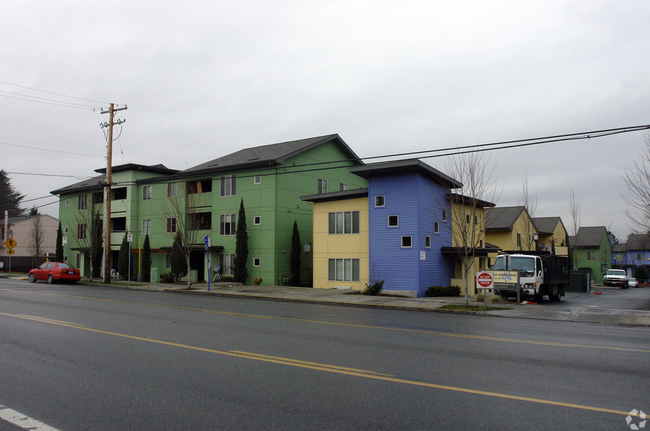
top-left (253, 257), bottom-right (261, 267)
top-left (401, 236), bottom-right (412, 248)
top-left (328, 211), bottom-right (360, 234)
top-left (167, 182), bottom-right (177, 198)
top-left (220, 175), bottom-right (236, 197)
top-left (254, 175), bottom-right (261, 184)
top-left (388, 215), bottom-right (399, 227)
top-left (78, 194), bottom-right (87, 210)
top-left (318, 178), bottom-right (328, 194)
top-left (340, 183), bottom-right (348, 191)
top-left (142, 185), bottom-right (152, 200)
top-left (425, 236), bottom-right (431, 248)
top-left (220, 253), bottom-right (235, 276)
top-left (375, 195), bottom-right (385, 207)
top-left (166, 217), bottom-right (177, 233)
top-left (220, 214), bottom-right (236, 235)
top-left (254, 216), bottom-right (261, 225)
top-left (434, 222), bottom-right (439, 234)
top-left (328, 258), bottom-right (360, 281)
top-left (77, 223), bottom-right (87, 240)
top-left (142, 219), bottom-right (152, 234)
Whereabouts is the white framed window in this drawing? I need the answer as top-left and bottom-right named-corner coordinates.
top-left (142, 219), bottom-right (152, 234)
top-left (65, 199), bottom-right (69, 206)
top-left (442, 210), bottom-right (448, 221)
top-left (167, 182), bottom-right (177, 198)
top-left (253, 257), bottom-right (261, 267)
top-left (254, 175), bottom-right (261, 184)
top-left (401, 236), bottom-right (412, 248)
top-left (77, 223), bottom-right (87, 240)
top-left (388, 215), bottom-right (399, 227)
top-left (220, 253), bottom-right (235, 276)
top-left (340, 183), bottom-right (348, 191)
top-left (318, 178), bottom-right (328, 194)
top-left (220, 214), bottom-right (236, 235)
top-left (254, 216), bottom-right (261, 225)
top-left (328, 258), bottom-right (360, 281)
top-left (142, 185), bottom-right (152, 200)
top-left (166, 217), bottom-right (177, 233)
top-left (434, 222), bottom-right (439, 234)
top-left (220, 175), bottom-right (236, 197)
top-left (78, 194), bottom-right (87, 210)
top-left (425, 236), bottom-right (431, 248)
top-left (375, 195), bottom-right (385, 207)
top-left (328, 211), bottom-right (360, 234)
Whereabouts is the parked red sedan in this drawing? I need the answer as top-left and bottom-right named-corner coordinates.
top-left (28, 262), bottom-right (81, 284)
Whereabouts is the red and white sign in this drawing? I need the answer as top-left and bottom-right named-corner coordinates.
top-left (476, 271), bottom-right (494, 289)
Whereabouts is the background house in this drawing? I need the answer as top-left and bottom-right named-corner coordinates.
top-left (531, 216), bottom-right (569, 256)
top-left (0, 214), bottom-right (59, 272)
top-left (485, 206), bottom-right (537, 257)
top-left (571, 226), bottom-right (611, 284)
top-left (612, 233), bottom-right (650, 278)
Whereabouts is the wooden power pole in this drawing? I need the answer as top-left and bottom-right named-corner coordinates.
top-left (100, 103), bottom-right (127, 283)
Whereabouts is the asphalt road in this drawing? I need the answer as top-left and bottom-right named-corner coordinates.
top-left (1, 278), bottom-right (649, 430)
top-left (553, 285), bottom-right (650, 310)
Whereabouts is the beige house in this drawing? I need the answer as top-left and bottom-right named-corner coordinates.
top-left (1, 214), bottom-right (59, 257)
top-left (485, 206), bottom-right (537, 258)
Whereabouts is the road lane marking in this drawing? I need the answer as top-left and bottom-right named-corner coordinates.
top-left (0, 405), bottom-right (60, 431)
top-left (0, 311), bottom-right (641, 419)
top-left (5, 290), bottom-right (650, 354)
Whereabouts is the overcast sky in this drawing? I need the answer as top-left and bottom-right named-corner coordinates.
top-left (2, 1), bottom-right (649, 241)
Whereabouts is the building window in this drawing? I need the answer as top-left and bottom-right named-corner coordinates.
top-left (78, 194), bottom-right (87, 210)
top-left (220, 214), bottom-right (236, 235)
top-left (328, 211), bottom-right (360, 234)
top-left (64, 227), bottom-right (69, 233)
top-left (220, 253), bottom-right (235, 276)
top-left (112, 187), bottom-right (127, 200)
top-left (220, 175), bottom-right (236, 197)
top-left (142, 219), bottom-right (151, 234)
top-left (254, 216), bottom-right (261, 225)
top-left (340, 183), bottom-right (348, 191)
top-left (425, 236), bottom-right (431, 248)
top-left (142, 185), bottom-right (152, 200)
top-left (65, 199), bottom-right (69, 206)
top-left (328, 258), bottom-right (360, 282)
top-left (434, 222), bottom-right (439, 234)
top-left (167, 182), bottom-right (177, 198)
top-left (165, 254), bottom-right (171, 269)
top-left (166, 217), bottom-right (177, 233)
top-left (375, 195), bottom-right (385, 207)
top-left (187, 179), bottom-right (212, 194)
top-left (442, 210), bottom-right (447, 221)
top-left (93, 192), bottom-right (104, 204)
top-left (253, 257), bottom-right (261, 267)
top-left (401, 236), bottom-right (412, 248)
top-left (517, 233), bottom-right (522, 247)
top-left (77, 223), bottom-right (87, 240)
top-left (636, 254), bottom-right (644, 262)
top-left (388, 215), bottom-right (399, 227)
top-left (586, 251), bottom-right (597, 261)
top-left (189, 213), bottom-right (212, 231)
top-left (254, 175), bottom-right (261, 184)
top-left (318, 178), bottom-right (328, 194)
top-left (466, 214), bottom-right (470, 224)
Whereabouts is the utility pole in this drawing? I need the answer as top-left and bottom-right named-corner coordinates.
top-left (100, 103), bottom-right (127, 283)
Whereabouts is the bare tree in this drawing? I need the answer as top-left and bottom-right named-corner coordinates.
top-left (517, 173), bottom-right (538, 251)
top-left (28, 214), bottom-right (44, 258)
top-left (568, 187), bottom-right (581, 269)
top-left (622, 132), bottom-right (650, 232)
top-left (445, 150), bottom-right (499, 307)
top-left (161, 181), bottom-right (209, 289)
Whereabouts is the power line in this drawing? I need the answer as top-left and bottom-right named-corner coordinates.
top-left (5, 171), bottom-right (93, 180)
top-left (0, 141), bottom-right (104, 158)
top-left (0, 80), bottom-right (110, 105)
top-left (0, 90), bottom-right (99, 109)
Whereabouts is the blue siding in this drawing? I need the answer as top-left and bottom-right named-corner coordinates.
top-left (368, 173), bottom-right (453, 297)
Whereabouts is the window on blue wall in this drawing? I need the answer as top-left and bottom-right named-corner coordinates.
top-left (375, 195), bottom-right (385, 207)
top-left (442, 210), bottom-right (448, 221)
top-left (425, 236), bottom-right (431, 248)
top-left (328, 211), bottom-right (359, 234)
top-left (434, 222), bottom-right (439, 234)
top-left (401, 236), bottom-right (412, 248)
top-left (388, 215), bottom-right (398, 227)
top-left (328, 258), bottom-right (360, 281)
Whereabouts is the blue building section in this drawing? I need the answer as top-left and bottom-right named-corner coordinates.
top-left (350, 160), bottom-right (461, 297)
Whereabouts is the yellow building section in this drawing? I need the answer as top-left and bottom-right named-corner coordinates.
top-left (450, 202), bottom-right (488, 295)
top-left (312, 197), bottom-right (369, 290)
top-left (486, 212), bottom-right (537, 255)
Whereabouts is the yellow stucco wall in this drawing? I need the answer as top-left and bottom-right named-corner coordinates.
top-left (312, 197), bottom-right (369, 290)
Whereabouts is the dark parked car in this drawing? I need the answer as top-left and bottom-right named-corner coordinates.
top-left (28, 262), bottom-right (81, 284)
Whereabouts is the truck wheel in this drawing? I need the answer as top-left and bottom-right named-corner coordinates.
top-left (555, 293), bottom-right (562, 302)
top-left (535, 292), bottom-right (544, 303)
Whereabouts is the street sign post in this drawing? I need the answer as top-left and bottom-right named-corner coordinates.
top-left (4, 237), bottom-right (17, 250)
top-left (476, 271), bottom-right (493, 308)
top-left (204, 236), bottom-right (211, 291)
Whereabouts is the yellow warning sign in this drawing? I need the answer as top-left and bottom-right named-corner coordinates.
top-left (4, 237), bottom-right (17, 250)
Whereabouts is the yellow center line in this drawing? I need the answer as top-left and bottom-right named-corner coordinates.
top-left (6, 290), bottom-right (650, 354)
top-left (0, 311), bottom-right (638, 419)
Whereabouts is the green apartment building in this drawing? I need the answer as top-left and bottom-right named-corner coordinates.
top-left (51, 134), bottom-right (366, 285)
top-left (571, 226), bottom-right (611, 284)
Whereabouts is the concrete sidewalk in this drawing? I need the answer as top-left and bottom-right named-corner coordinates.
top-left (122, 280), bottom-right (650, 327)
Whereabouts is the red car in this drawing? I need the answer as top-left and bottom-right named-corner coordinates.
top-left (28, 262), bottom-right (81, 284)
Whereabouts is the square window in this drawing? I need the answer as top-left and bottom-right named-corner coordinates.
top-left (253, 258), bottom-right (261, 267)
top-left (401, 236), bottom-right (412, 248)
top-left (340, 183), bottom-right (348, 191)
top-left (375, 195), bottom-right (385, 207)
top-left (388, 215), bottom-right (399, 227)
top-left (254, 175), bottom-right (261, 184)
top-left (254, 216), bottom-right (261, 225)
